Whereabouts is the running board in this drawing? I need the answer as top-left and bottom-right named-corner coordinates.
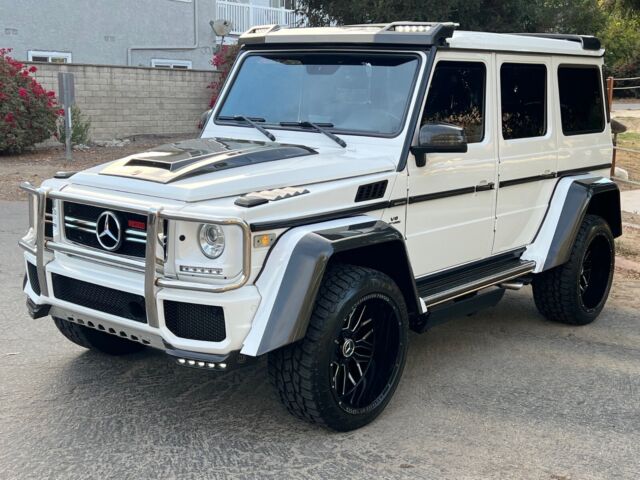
top-left (417, 257), bottom-right (536, 308)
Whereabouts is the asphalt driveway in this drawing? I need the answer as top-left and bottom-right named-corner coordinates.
top-left (1, 200), bottom-right (639, 479)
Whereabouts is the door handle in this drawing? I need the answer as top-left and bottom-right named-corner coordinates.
top-left (475, 181), bottom-right (495, 192)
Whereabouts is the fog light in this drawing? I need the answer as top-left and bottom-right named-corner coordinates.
top-left (178, 358), bottom-right (186, 365)
top-left (218, 363), bottom-right (227, 369)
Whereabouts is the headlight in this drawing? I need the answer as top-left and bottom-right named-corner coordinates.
top-left (199, 223), bottom-right (225, 259)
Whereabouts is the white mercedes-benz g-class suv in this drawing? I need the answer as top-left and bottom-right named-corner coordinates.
top-left (20, 22), bottom-right (621, 431)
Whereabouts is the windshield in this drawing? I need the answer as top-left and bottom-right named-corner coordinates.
top-left (216, 52), bottom-right (420, 137)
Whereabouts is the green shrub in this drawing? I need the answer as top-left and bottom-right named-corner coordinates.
top-left (0, 48), bottom-right (62, 154)
top-left (57, 105), bottom-right (91, 146)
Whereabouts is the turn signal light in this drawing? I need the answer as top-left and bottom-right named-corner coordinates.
top-left (253, 233), bottom-right (276, 248)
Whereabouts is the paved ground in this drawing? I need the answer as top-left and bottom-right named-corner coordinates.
top-left (613, 102), bottom-right (640, 111)
top-left (1, 200), bottom-right (639, 480)
top-left (622, 189), bottom-right (640, 214)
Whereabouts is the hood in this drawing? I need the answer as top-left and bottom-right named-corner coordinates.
top-left (67, 138), bottom-right (397, 202)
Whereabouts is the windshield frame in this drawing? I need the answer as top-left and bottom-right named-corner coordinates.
top-left (213, 48), bottom-right (424, 140)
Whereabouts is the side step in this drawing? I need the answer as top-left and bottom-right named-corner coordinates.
top-left (414, 287), bottom-right (506, 333)
top-left (417, 254), bottom-right (536, 308)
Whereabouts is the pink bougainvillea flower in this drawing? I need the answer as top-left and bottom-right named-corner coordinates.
top-left (18, 87), bottom-right (28, 98)
top-left (28, 66), bottom-right (37, 73)
top-left (4, 112), bottom-right (15, 123)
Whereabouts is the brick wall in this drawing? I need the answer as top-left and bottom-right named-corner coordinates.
top-left (28, 62), bottom-right (217, 141)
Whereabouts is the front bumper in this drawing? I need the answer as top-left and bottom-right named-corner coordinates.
top-left (19, 182), bottom-right (260, 365)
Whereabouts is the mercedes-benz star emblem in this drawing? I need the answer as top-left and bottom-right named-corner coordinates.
top-left (95, 211), bottom-right (123, 251)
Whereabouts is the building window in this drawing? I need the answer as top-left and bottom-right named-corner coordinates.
top-left (557, 65), bottom-right (605, 136)
top-left (269, 0), bottom-right (296, 8)
top-left (151, 59), bottom-right (192, 69)
top-left (500, 63), bottom-right (547, 140)
top-left (28, 50), bottom-right (71, 63)
top-left (422, 61), bottom-right (486, 144)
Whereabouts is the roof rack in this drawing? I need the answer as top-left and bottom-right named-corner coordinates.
top-left (513, 33), bottom-right (601, 51)
top-left (239, 21), bottom-right (458, 46)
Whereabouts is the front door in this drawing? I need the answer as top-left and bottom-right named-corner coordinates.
top-left (405, 51), bottom-right (498, 277)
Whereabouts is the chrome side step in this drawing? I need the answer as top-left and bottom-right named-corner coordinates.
top-left (419, 260), bottom-right (536, 308)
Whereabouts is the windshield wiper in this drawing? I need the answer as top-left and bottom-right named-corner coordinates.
top-left (218, 115), bottom-right (276, 142)
top-left (279, 121), bottom-right (347, 148)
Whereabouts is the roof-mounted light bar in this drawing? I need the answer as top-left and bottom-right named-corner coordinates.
top-left (239, 21), bottom-right (458, 47)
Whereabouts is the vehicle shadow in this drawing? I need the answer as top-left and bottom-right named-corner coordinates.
top-left (51, 289), bottom-right (547, 436)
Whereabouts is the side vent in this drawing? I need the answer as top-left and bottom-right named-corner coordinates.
top-left (355, 180), bottom-right (388, 202)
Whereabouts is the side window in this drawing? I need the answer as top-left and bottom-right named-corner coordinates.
top-left (558, 65), bottom-right (605, 136)
top-left (500, 63), bottom-right (547, 140)
top-left (422, 61), bottom-right (486, 143)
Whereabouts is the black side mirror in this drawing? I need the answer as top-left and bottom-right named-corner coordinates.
top-left (198, 109), bottom-right (213, 132)
top-left (410, 123), bottom-right (468, 167)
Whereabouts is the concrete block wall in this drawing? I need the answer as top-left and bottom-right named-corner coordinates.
top-left (28, 62), bottom-right (217, 141)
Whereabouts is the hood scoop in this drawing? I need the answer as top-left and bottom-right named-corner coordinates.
top-left (100, 137), bottom-right (316, 184)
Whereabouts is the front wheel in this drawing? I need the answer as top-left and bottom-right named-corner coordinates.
top-left (269, 264), bottom-right (409, 431)
top-left (533, 214), bottom-right (615, 325)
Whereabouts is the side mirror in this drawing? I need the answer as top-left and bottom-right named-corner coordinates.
top-left (198, 109), bottom-right (213, 132)
top-left (410, 123), bottom-right (468, 167)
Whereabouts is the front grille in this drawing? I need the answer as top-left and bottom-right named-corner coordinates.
top-left (52, 273), bottom-right (147, 323)
top-left (63, 202), bottom-right (149, 258)
top-left (26, 262), bottom-right (40, 296)
top-left (164, 301), bottom-right (226, 342)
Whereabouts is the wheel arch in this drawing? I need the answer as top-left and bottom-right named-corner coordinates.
top-left (523, 176), bottom-right (621, 272)
top-left (241, 218), bottom-right (420, 357)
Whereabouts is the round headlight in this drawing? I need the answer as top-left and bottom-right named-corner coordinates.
top-left (199, 224), bottom-right (225, 259)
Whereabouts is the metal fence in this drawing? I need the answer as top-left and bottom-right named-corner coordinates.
top-left (607, 76), bottom-right (640, 186)
top-left (216, 1), bottom-right (300, 35)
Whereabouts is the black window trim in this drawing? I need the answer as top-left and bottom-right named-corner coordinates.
top-left (499, 62), bottom-right (548, 141)
top-left (557, 63), bottom-right (606, 137)
top-left (213, 49), bottom-right (424, 140)
top-left (421, 59), bottom-right (488, 144)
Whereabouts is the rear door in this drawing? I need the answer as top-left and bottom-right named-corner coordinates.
top-left (494, 54), bottom-right (558, 253)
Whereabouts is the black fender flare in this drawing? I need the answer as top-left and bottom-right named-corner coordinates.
top-left (244, 219), bottom-right (420, 356)
top-left (542, 176), bottom-right (621, 271)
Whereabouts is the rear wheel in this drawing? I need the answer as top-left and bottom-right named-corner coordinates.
top-left (533, 214), bottom-right (615, 325)
top-left (269, 264), bottom-right (409, 431)
top-left (53, 317), bottom-right (145, 355)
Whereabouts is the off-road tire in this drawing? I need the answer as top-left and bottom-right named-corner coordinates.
top-left (53, 317), bottom-right (145, 355)
top-left (268, 263), bottom-right (409, 431)
top-left (533, 214), bottom-right (615, 325)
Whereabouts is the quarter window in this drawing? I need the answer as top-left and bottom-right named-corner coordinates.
top-left (422, 61), bottom-right (486, 143)
top-left (558, 66), bottom-right (605, 136)
top-left (500, 63), bottom-right (547, 140)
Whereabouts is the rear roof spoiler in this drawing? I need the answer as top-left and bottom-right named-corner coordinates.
top-left (513, 33), bottom-right (601, 51)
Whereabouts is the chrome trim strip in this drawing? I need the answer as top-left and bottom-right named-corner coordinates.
top-left (65, 216), bottom-right (97, 228)
top-left (36, 188), bottom-right (50, 296)
top-left (48, 241), bottom-right (145, 271)
top-left (64, 223), bottom-right (95, 234)
top-left (126, 229), bottom-right (147, 238)
top-left (422, 261), bottom-right (536, 307)
top-left (145, 208), bottom-right (161, 328)
top-left (126, 236), bottom-right (146, 244)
